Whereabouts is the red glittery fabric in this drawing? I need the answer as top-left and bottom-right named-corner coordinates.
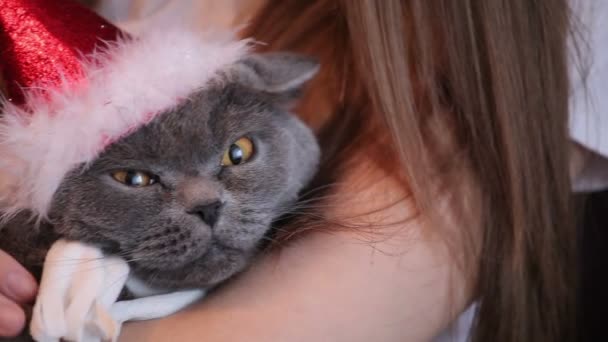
top-left (0, 0), bottom-right (122, 104)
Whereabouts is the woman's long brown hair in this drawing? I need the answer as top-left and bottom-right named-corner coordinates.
top-left (246, 1), bottom-right (575, 341)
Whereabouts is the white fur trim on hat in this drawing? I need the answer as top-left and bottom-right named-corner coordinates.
top-left (0, 29), bottom-right (250, 219)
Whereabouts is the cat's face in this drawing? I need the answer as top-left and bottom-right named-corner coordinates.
top-left (49, 53), bottom-right (320, 290)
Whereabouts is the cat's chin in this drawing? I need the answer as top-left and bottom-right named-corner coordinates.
top-left (128, 242), bottom-right (253, 290)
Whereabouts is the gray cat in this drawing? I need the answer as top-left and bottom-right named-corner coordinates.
top-left (0, 52), bottom-right (320, 292)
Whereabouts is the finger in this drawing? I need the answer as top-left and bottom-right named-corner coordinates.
top-left (0, 250), bottom-right (38, 303)
top-left (0, 293), bottom-right (26, 337)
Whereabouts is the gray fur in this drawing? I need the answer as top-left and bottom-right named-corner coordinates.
top-left (0, 53), bottom-right (320, 291)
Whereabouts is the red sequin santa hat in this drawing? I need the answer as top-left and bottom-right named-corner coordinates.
top-left (0, 0), bottom-right (250, 218)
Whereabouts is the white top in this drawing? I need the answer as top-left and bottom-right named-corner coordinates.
top-left (570, 0), bottom-right (608, 156)
top-left (569, 0), bottom-right (608, 191)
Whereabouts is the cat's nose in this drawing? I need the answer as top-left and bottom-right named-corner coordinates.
top-left (188, 201), bottom-right (222, 227)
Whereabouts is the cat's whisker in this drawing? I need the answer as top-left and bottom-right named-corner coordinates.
top-left (44, 256), bottom-right (112, 267)
top-left (97, 269), bottom-right (133, 297)
top-left (259, 236), bottom-right (281, 245)
top-left (296, 182), bottom-right (344, 198)
top-left (49, 256), bottom-right (151, 284)
top-left (272, 200), bottom-right (351, 215)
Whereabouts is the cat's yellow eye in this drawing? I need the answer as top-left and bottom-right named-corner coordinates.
top-left (222, 137), bottom-right (254, 166)
top-left (112, 170), bottom-right (157, 187)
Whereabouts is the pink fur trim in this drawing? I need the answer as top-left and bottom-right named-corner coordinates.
top-left (0, 29), bottom-right (250, 219)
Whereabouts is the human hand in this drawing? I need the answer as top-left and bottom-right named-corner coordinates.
top-left (0, 249), bottom-right (37, 337)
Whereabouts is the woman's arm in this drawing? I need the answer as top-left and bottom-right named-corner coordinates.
top-left (119, 166), bottom-right (475, 341)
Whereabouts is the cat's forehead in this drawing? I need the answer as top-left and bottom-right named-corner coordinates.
top-left (152, 82), bottom-right (279, 143)
top-left (94, 82), bottom-right (281, 167)
top-left (179, 82), bottom-right (276, 126)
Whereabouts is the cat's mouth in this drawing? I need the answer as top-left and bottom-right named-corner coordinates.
top-left (209, 238), bottom-right (246, 254)
top-left (127, 237), bottom-right (244, 269)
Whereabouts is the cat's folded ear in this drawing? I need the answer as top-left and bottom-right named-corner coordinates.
top-left (231, 52), bottom-right (320, 106)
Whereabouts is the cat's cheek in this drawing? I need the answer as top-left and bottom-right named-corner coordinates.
top-left (211, 214), bottom-right (272, 252)
top-left (161, 190), bottom-right (173, 201)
